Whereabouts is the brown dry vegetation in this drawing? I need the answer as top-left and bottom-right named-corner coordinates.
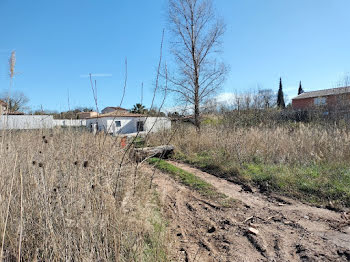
top-left (171, 122), bottom-right (350, 165)
top-left (149, 119), bottom-right (350, 208)
top-left (0, 129), bottom-right (169, 261)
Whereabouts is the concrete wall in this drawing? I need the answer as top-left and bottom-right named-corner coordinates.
top-left (106, 117), bottom-right (142, 134)
top-left (86, 117), bottom-right (171, 135)
top-left (53, 119), bottom-right (86, 127)
top-left (0, 115), bottom-right (54, 130)
top-left (86, 118), bottom-right (109, 133)
top-left (144, 117), bottom-right (171, 133)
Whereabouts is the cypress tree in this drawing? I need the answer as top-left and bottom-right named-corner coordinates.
top-left (277, 78), bottom-right (285, 108)
top-left (298, 81), bottom-right (304, 95)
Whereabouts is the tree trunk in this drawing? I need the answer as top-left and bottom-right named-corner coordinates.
top-left (194, 94), bottom-right (200, 132)
top-left (133, 145), bottom-right (175, 162)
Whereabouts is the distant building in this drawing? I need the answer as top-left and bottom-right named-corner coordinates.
top-left (292, 86), bottom-right (350, 111)
top-left (77, 111), bottom-right (98, 119)
top-left (86, 111), bottom-right (171, 135)
top-left (0, 100), bottom-right (25, 116)
top-left (0, 100), bottom-right (7, 115)
top-left (101, 107), bottom-right (128, 114)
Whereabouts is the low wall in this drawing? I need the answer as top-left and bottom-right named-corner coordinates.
top-left (144, 117), bottom-right (171, 133)
top-left (0, 115), bottom-right (54, 130)
top-left (53, 119), bottom-right (86, 127)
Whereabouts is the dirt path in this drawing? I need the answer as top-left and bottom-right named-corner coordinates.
top-left (148, 161), bottom-right (350, 262)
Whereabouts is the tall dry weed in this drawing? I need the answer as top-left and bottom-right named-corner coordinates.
top-left (0, 128), bottom-right (168, 261)
top-left (151, 122), bottom-right (350, 166)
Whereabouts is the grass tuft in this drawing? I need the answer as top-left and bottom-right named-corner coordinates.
top-left (148, 158), bottom-right (235, 207)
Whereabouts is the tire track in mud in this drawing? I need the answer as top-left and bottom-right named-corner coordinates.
top-left (147, 162), bottom-right (350, 261)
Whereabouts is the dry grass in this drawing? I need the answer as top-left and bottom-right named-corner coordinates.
top-left (149, 121), bottom-right (350, 207)
top-left (153, 122), bottom-right (350, 166)
top-left (0, 128), bottom-right (169, 261)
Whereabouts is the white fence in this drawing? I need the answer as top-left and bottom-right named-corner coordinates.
top-left (0, 115), bottom-right (54, 130)
top-left (0, 115), bottom-right (87, 130)
top-left (53, 119), bottom-right (86, 127)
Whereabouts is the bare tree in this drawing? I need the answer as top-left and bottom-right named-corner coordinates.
top-left (258, 89), bottom-right (275, 109)
top-left (167, 0), bottom-right (227, 131)
top-left (0, 91), bottom-right (29, 113)
top-left (242, 92), bottom-right (252, 110)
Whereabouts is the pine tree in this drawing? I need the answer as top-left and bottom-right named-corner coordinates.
top-left (298, 81), bottom-right (304, 95)
top-left (277, 78), bottom-right (285, 108)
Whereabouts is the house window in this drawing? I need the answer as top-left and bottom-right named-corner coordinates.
top-left (137, 121), bottom-right (144, 132)
top-left (314, 97), bottom-right (326, 106)
top-left (115, 121), bottom-right (121, 127)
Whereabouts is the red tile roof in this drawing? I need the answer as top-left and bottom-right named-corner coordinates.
top-left (103, 106), bottom-right (128, 111)
top-left (87, 111), bottom-right (144, 119)
top-left (293, 86), bottom-right (350, 100)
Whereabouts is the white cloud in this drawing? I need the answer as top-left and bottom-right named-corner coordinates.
top-left (164, 92), bottom-right (236, 113)
top-left (215, 92), bottom-right (236, 105)
top-left (283, 85), bottom-right (298, 102)
top-left (164, 104), bottom-right (192, 114)
top-left (80, 73), bottom-right (113, 78)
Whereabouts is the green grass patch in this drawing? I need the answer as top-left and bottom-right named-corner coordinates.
top-left (148, 158), bottom-right (235, 207)
top-left (174, 152), bottom-right (350, 208)
top-left (242, 163), bottom-right (350, 206)
top-left (174, 151), bottom-right (244, 183)
top-left (133, 137), bottom-right (146, 148)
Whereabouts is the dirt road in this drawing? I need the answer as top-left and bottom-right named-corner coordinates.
top-left (150, 161), bottom-right (350, 262)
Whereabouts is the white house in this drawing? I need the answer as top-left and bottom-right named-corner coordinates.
top-left (86, 111), bottom-right (171, 135)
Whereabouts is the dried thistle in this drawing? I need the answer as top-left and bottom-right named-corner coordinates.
top-left (9, 51), bottom-right (16, 79)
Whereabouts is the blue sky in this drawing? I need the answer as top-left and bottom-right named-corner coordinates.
top-left (1, 0), bottom-right (350, 112)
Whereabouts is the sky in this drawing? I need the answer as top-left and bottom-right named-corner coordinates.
top-left (0, 0), bottom-right (350, 112)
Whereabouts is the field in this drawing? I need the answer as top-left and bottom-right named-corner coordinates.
top-left (150, 115), bottom-right (350, 209)
top-left (1, 116), bottom-right (350, 261)
top-left (0, 129), bottom-right (168, 261)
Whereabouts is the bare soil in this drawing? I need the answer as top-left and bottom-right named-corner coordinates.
top-left (148, 161), bottom-right (350, 262)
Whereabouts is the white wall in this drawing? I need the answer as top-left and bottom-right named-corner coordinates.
top-left (105, 117), bottom-right (142, 134)
top-left (86, 116), bottom-right (171, 135)
top-left (144, 117), bottom-right (171, 133)
top-left (53, 119), bottom-right (86, 127)
top-left (86, 118), bottom-right (109, 133)
top-left (0, 115), bottom-right (54, 130)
